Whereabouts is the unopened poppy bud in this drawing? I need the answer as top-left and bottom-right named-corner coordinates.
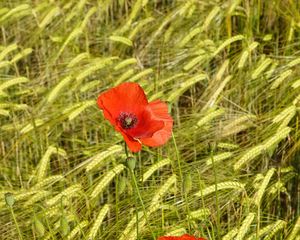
top-left (5, 192), bottom-right (15, 207)
top-left (34, 217), bottom-right (45, 237)
top-left (126, 157), bottom-right (136, 170)
top-left (183, 173), bottom-right (192, 194)
top-left (118, 176), bottom-right (127, 195)
top-left (60, 215), bottom-right (70, 237)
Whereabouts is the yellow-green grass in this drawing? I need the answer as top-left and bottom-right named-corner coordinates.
top-left (0, 0), bottom-right (300, 239)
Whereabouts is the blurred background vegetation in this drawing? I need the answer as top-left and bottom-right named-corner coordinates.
top-left (0, 0), bottom-right (300, 239)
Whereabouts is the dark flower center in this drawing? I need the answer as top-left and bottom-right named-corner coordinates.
top-left (118, 112), bottom-right (138, 129)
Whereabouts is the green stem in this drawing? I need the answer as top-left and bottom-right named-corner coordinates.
top-left (116, 175), bottom-right (119, 223)
top-left (124, 143), bottom-right (155, 240)
top-left (9, 206), bottom-right (23, 240)
top-left (135, 190), bottom-right (139, 240)
top-left (38, 205), bottom-right (55, 240)
top-left (211, 147), bottom-right (221, 238)
top-left (124, 142), bottom-right (129, 157)
top-left (172, 133), bottom-right (183, 183)
top-left (257, 202), bottom-right (260, 239)
top-left (184, 191), bottom-right (191, 232)
top-left (172, 133), bottom-right (191, 230)
top-left (130, 169), bottom-right (155, 240)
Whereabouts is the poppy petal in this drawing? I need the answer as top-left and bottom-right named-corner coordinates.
top-left (148, 100), bottom-right (171, 119)
top-left (157, 234), bottom-right (206, 240)
top-left (157, 237), bottom-right (178, 240)
top-left (141, 100), bottom-right (173, 147)
top-left (98, 101), bottom-right (116, 126)
top-left (97, 82), bottom-right (148, 125)
top-left (120, 131), bottom-right (142, 152)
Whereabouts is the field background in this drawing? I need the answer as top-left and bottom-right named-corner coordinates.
top-left (1, 0), bottom-right (300, 239)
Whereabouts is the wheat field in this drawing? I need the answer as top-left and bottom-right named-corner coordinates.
top-left (0, 0), bottom-right (300, 239)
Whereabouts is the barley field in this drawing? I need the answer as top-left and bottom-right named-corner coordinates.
top-left (0, 0), bottom-right (300, 239)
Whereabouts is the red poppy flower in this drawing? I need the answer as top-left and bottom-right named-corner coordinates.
top-left (97, 82), bottom-right (173, 152)
top-left (158, 234), bottom-right (206, 240)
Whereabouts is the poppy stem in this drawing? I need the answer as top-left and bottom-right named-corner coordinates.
top-left (173, 133), bottom-right (193, 232)
top-left (129, 169), bottom-right (156, 240)
top-left (211, 147), bottom-right (221, 238)
top-left (8, 206), bottom-right (23, 240)
top-left (132, 173), bottom-right (139, 239)
top-left (172, 133), bottom-right (183, 184)
top-left (124, 142), bottom-right (129, 158)
top-left (124, 142), bottom-right (156, 240)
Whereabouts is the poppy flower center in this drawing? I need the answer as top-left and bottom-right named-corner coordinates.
top-left (118, 112), bottom-right (138, 129)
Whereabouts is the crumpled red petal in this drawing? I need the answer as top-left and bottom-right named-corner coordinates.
top-left (124, 109), bottom-right (164, 139)
top-left (157, 234), bottom-right (206, 240)
top-left (141, 100), bottom-right (173, 147)
top-left (120, 131), bottom-right (142, 153)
